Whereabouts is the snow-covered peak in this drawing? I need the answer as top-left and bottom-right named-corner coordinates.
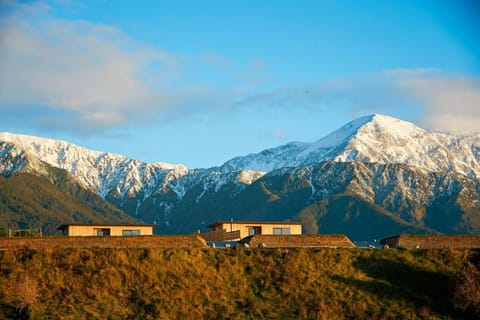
top-left (302, 114), bottom-right (424, 153)
top-left (358, 114), bottom-right (427, 138)
top-left (220, 114), bottom-right (480, 178)
top-left (305, 115), bottom-right (375, 150)
top-left (0, 132), bottom-right (189, 196)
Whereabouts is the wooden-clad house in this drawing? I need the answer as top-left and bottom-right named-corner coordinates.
top-left (58, 224), bottom-right (156, 237)
top-left (201, 221), bottom-right (302, 242)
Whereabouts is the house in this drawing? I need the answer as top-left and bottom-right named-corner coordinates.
top-left (380, 234), bottom-right (480, 249)
top-left (58, 224), bottom-right (156, 237)
top-left (201, 221), bottom-right (302, 242)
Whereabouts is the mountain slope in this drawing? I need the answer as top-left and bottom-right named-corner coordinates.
top-left (0, 165), bottom-right (139, 235)
top-left (154, 161), bottom-right (480, 239)
top-left (0, 132), bottom-right (189, 198)
top-left (221, 114), bottom-right (480, 178)
top-left (1, 114), bottom-right (479, 239)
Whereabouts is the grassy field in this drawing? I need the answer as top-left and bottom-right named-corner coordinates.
top-left (0, 245), bottom-right (479, 319)
top-left (0, 235), bottom-right (208, 250)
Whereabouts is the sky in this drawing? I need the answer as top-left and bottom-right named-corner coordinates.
top-left (0, 0), bottom-right (479, 168)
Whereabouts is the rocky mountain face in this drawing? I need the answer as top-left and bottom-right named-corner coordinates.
top-left (1, 114), bottom-right (479, 239)
top-left (221, 114), bottom-right (480, 178)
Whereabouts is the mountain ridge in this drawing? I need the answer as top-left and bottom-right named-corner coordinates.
top-left (221, 114), bottom-right (480, 178)
top-left (1, 114), bottom-right (479, 238)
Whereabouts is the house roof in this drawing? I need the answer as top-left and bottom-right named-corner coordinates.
top-left (208, 221), bottom-right (302, 228)
top-left (57, 223), bottom-right (156, 230)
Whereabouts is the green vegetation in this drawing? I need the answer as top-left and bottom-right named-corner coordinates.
top-left (0, 169), bottom-right (138, 235)
top-left (0, 247), bottom-right (478, 319)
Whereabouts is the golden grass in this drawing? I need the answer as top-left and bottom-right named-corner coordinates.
top-left (0, 235), bottom-right (207, 250)
top-left (0, 246), bottom-right (478, 319)
top-left (240, 234), bottom-right (355, 248)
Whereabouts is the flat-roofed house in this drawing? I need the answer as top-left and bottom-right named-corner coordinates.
top-left (58, 224), bottom-right (156, 237)
top-left (201, 221), bottom-right (302, 242)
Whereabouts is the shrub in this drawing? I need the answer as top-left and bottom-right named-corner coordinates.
top-left (453, 263), bottom-right (480, 316)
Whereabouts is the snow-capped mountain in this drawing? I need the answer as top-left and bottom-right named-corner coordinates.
top-left (0, 132), bottom-right (189, 198)
top-left (0, 132), bottom-right (267, 226)
top-left (1, 114), bottom-right (479, 238)
top-left (221, 114), bottom-right (480, 179)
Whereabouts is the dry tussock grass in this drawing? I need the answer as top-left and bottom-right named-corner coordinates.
top-left (0, 247), bottom-right (477, 319)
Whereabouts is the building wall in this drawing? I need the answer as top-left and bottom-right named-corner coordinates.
top-left (67, 225), bottom-right (154, 237)
top-left (213, 223), bottom-right (302, 240)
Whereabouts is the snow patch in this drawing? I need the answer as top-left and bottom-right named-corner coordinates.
top-left (237, 170), bottom-right (266, 185)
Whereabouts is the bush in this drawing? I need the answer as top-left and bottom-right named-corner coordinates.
top-left (453, 263), bottom-right (480, 316)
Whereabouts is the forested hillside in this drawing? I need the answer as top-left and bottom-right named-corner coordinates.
top-left (0, 168), bottom-right (138, 235)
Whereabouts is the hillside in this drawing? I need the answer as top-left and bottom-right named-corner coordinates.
top-left (0, 167), bottom-right (138, 235)
top-left (166, 161), bottom-right (480, 239)
top-left (1, 114), bottom-right (479, 239)
top-left (221, 114), bottom-right (480, 178)
top-left (0, 247), bottom-right (478, 319)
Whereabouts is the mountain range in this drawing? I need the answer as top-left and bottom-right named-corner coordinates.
top-left (1, 114), bottom-right (479, 239)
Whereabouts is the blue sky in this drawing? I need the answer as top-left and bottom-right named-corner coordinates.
top-left (0, 0), bottom-right (479, 168)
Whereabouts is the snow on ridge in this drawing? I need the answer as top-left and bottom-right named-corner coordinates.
top-left (217, 114), bottom-right (480, 179)
top-left (2, 112), bottom-right (479, 203)
top-left (0, 132), bottom-right (189, 197)
top-left (237, 170), bottom-right (266, 185)
top-left (338, 116), bottom-right (479, 178)
top-left (301, 114), bottom-right (423, 156)
top-left (302, 114), bottom-right (375, 152)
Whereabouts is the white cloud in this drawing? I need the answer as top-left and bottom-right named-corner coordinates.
top-left (1, 1), bottom-right (478, 136)
top-left (236, 69), bottom-right (480, 134)
top-left (235, 73), bottom-right (413, 115)
top-left (396, 75), bottom-right (480, 133)
top-left (0, 2), bottom-right (178, 132)
top-left (0, 1), bottom-right (259, 134)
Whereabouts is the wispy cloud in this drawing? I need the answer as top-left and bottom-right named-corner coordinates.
top-left (201, 53), bottom-right (234, 68)
top-left (0, 1), bottom-right (263, 135)
top-left (1, 1), bottom-right (478, 136)
top-left (257, 128), bottom-right (287, 141)
top-left (236, 69), bottom-right (480, 134)
top-left (396, 74), bottom-right (480, 133)
top-left (0, 2), bottom-right (180, 133)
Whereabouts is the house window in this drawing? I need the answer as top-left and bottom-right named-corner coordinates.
top-left (248, 227), bottom-right (262, 236)
top-left (96, 228), bottom-right (111, 236)
top-left (273, 228), bottom-right (290, 235)
top-left (122, 230), bottom-right (141, 236)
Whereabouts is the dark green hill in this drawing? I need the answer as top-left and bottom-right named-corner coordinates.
top-left (0, 168), bottom-right (139, 235)
top-left (296, 194), bottom-right (435, 240)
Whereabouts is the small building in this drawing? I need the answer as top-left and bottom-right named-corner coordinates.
top-left (58, 224), bottom-right (155, 237)
top-left (201, 221), bottom-right (302, 242)
top-left (380, 234), bottom-right (480, 249)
